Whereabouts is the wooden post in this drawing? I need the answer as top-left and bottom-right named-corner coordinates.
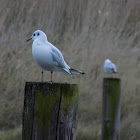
top-left (22, 82), bottom-right (79, 140)
top-left (102, 78), bottom-right (121, 140)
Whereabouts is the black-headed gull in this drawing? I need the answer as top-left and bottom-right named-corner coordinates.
top-left (104, 59), bottom-right (117, 73)
top-left (26, 30), bottom-right (85, 82)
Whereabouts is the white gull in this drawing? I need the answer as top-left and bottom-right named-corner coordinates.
top-left (104, 59), bottom-right (117, 73)
top-left (26, 30), bottom-right (85, 82)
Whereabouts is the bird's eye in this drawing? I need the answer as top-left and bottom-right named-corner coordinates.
top-left (37, 33), bottom-right (40, 36)
top-left (33, 33), bottom-right (35, 36)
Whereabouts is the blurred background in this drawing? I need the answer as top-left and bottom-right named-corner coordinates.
top-left (0, 0), bottom-right (140, 139)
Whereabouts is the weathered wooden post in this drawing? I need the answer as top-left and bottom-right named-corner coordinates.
top-left (22, 82), bottom-right (79, 140)
top-left (102, 78), bottom-right (121, 140)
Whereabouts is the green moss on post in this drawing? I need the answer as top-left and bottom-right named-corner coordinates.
top-left (33, 83), bottom-right (61, 139)
top-left (57, 84), bottom-right (79, 140)
top-left (22, 82), bottom-right (79, 140)
top-left (102, 78), bottom-right (121, 140)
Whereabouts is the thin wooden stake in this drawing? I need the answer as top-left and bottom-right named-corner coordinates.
top-left (102, 78), bottom-right (121, 140)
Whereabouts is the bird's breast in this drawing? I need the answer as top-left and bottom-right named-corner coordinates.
top-left (32, 44), bottom-right (54, 71)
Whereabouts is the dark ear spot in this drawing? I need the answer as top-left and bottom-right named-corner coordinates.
top-left (37, 33), bottom-right (40, 36)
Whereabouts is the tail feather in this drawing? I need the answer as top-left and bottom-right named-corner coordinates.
top-left (69, 68), bottom-right (85, 74)
top-left (112, 68), bottom-right (117, 73)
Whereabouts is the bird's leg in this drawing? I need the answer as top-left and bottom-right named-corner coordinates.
top-left (41, 71), bottom-right (44, 82)
top-left (50, 71), bottom-right (53, 83)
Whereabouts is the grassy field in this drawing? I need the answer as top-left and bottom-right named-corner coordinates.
top-left (0, 0), bottom-right (140, 139)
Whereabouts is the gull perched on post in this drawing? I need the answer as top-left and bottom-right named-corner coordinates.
top-left (26, 30), bottom-right (85, 82)
top-left (104, 59), bottom-right (117, 73)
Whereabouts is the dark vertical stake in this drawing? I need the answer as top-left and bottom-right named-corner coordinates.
top-left (22, 84), bottom-right (35, 140)
top-left (102, 78), bottom-right (121, 140)
top-left (22, 82), bottom-right (78, 140)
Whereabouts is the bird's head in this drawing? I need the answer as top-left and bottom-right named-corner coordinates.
top-left (26, 30), bottom-right (47, 42)
top-left (105, 59), bottom-right (111, 63)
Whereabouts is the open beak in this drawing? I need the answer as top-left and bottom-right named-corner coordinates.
top-left (26, 38), bottom-right (32, 42)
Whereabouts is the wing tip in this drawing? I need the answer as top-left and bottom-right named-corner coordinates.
top-left (81, 71), bottom-right (85, 74)
top-left (70, 68), bottom-right (85, 75)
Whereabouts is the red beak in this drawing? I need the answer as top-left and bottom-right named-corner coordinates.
top-left (26, 38), bottom-right (32, 42)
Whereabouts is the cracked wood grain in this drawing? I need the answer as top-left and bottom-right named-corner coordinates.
top-left (22, 82), bottom-right (78, 140)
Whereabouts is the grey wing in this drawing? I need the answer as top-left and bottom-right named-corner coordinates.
top-left (51, 46), bottom-right (69, 69)
top-left (107, 63), bottom-right (117, 72)
top-left (112, 63), bottom-right (117, 72)
top-left (106, 62), bottom-right (115, 69)
top-left (112, 63), bottom-right (116, 69)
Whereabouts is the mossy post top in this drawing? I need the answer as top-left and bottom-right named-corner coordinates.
top-left (103, 78), bottom-right (121, 82)
top-left (25, 82), bottom-right (78, 86)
